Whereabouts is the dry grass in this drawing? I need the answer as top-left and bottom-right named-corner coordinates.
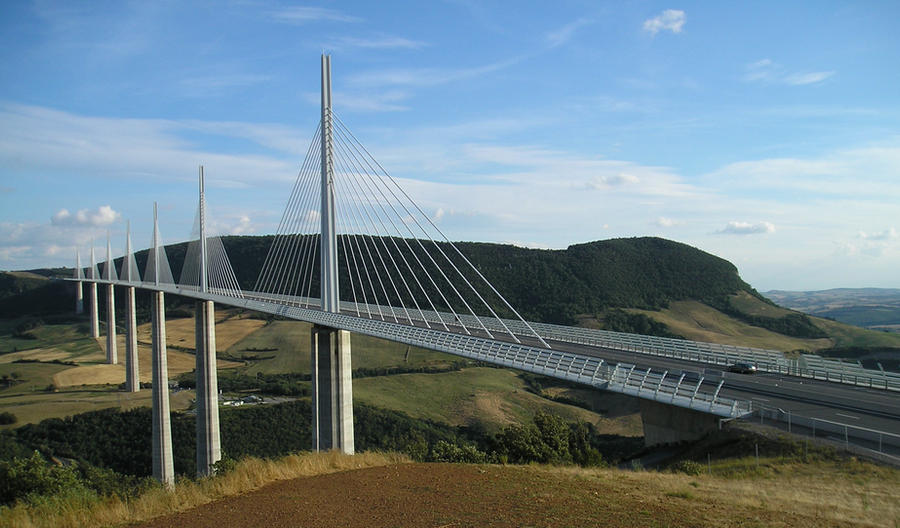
top-left (136, 315), bottom-right (265, 353)
top-left (523, 457), bottom-right (900, 527)
top-left (0, 347), bottom-right (72, 364)
top-left (0, 451), bottom-right (409, 528)
top-left (630, 300), bottom-right (833, 352)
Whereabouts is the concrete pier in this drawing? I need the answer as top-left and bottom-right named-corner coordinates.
top-left (195, 300), bottom-right (221, 476)
top-left (639, 400), bottom-right (720, 446)
top-left (106, 284), bottom-right (117, 365)
top-left (151, 291), bottom-right (174, 488)
top-left (124, 286), bottom-right (139, 392)
top-left (311, 325), bottom-right (354, 454)
top-left (89, 283), bottom-right (99, 338)
top-left (75, 281), bottom-right (83, 314)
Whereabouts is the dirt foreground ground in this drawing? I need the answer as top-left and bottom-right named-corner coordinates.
top-left (132, 463), bottom-right (874, 528)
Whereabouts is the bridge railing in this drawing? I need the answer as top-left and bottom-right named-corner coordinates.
top-left (746, 405), bottom-right (900, 462)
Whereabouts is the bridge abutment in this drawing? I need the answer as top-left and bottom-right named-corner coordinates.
top-left (89, 283), bottom-right (99, 338)
top-left (639, 399), bottom-right (720, 446)
top-left (195, 300), bottom-right (221, 476)
top-left (105, 284), bottom-right (117, 364)
top-left (151, 291), bottom-right (174, 488)
top-left (311, 325), bottom-right (354, 454)
top-left (124, 286), bottom-right (139, 392)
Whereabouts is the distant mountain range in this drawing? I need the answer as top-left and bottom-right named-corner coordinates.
top-left (764, 288), bottom-right (900, 331)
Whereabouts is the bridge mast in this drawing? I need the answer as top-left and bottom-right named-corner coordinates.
top-left (320, 54), bottom-right (339, 312)
top-left (311, 54), bottom-right (354, 455)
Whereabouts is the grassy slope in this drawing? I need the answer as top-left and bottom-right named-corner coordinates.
top-left (628, 291), bottom-right (900, 352)
top-left (353, 367), bottom-right (642, 436)
top-left (227, 319), bottom-right (472, 376)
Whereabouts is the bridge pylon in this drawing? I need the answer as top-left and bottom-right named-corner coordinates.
top-left (310, 54), bottom-right (355, 454)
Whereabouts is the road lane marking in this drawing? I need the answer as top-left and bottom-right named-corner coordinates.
top-left (835, 413), bottom-right (860, 420)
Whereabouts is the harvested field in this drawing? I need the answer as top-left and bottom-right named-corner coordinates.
top-left (136, 314), bottom-right (265, 352)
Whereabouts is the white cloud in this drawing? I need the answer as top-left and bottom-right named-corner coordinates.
top-left (330, 35), bottom-right (426, 50)
top-left (655, 216), bottom-right (683, 228)
top-left (348, 56), bottom-right (523, 88)
top-left (51, 205), bottom-right (121, 227)
top-left (268, 7), bottom-right (361, 24)
top-left (545, 18), bottom-right (593, 48)
top-left (0, 103), bottom-right (300, 187)
top-left (642, 10), bottom-right (686, 35)
top-left (717, 221), bottom-right (776, 235)
top-left (785, 71), bottom-right (836, 86)
top-left (859, 227), bottom-right (897, 241)
top-left (743, 59), bottom-right (835, 86)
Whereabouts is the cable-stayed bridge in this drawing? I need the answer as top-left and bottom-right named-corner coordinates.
top-left (70, 56), bottom-right (900, 485)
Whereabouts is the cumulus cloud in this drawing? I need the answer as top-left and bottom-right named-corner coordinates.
top-left (51, 205), bottom-right (120, 227)
top-left (717, 221), bottom-right (775, 235)
top-left (643, 10), bottom-right (685, 35)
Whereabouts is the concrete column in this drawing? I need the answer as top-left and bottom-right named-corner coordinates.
top-left (75, 281), bottom-right (84, 314)
top-left (124, 286), bottom-right (139, 392)
top-left (639, 400), bottom-right (720, 447)
top-left (310, 325), bottom-right (354, 454)
top-left (151, 291), bottom-right (174, 488)
top-left (195, 300), bottom-right (220, 476)
top-left (89, 283), bottom-right (99, 338)
top-left (106, 284), bottom-right (117, 364)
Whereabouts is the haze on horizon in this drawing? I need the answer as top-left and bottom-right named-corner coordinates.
top-left (0, 1), bottom-right (898, 292)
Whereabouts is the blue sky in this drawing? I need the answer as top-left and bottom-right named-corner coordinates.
top-left (1, 1), bottom-right (898, 291)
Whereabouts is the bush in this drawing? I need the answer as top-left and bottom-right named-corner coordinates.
top-left (671, 459), bottom-right (704, 476)
top-left (0, 412), bottom-right (17, 425)
top-left (429, 441), bottom-right (489, 464)
top-left (0, 452), bottom-right (86, 505)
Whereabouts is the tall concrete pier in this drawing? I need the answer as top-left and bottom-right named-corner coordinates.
top-left (105, 284), bottom-right (117, 364)
top-left (89, 246), bottom-right (100, 338)
top-left (151, 291), bottom-right (174, 487)
top-left (195, 300), bottom-right (220, 475)
top-left (74, 250), bottom-right (84, 314)
top-left (123, 222), bottom-right (139, 392)
top-left (104, 236), bottom-right (117, 365)
top-left (310, 55), bottom-right (354, 454)
top-left (311, 325), bottom-right (354, 453)
top-left (124, 286), bottom-right (138, 392)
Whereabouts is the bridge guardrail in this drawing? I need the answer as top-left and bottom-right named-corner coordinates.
top-left (747, 405), bottom-right (900, 460)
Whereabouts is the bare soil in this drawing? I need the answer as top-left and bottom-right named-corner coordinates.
top-left (132, 463), bottom-right (862, 528)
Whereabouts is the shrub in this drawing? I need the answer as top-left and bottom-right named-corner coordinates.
top-left (0, 412), bottom-right (17, 425)
top-left (0, 452), bottom-right (86, 505)
top-left (429, 441), bottom-right (489, 464)
top-left (671, 460), bottom-right (704, 476)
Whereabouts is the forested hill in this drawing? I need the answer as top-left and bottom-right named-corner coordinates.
top-left (446, 237), bottom-right (756, 323)
top-left (8, 236), bottom-right (758, 324)
top-left (196, 235), bottom-right (756, 323)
